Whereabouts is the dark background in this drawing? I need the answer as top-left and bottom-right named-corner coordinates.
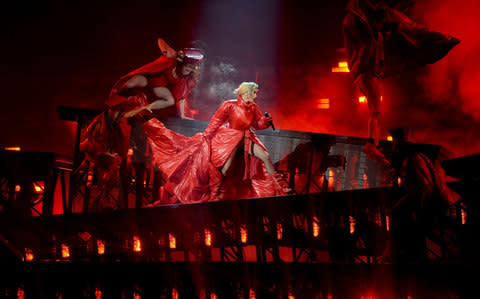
top-left (1, 0), bottom-right (479, 159)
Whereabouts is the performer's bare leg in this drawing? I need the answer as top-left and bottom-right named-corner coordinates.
top-left (357, 74), bottom-right (390, 166)
top-left (221, 146), bottom-right (239, 176)
top-left (357, 74), bottom-right (381, 145)
top-left (251, 143), bottom-right (291, 193)
top-left (250, 143), bottom-right (275, 174)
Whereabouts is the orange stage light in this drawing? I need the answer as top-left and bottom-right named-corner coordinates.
top-left (313, 216), bottom-right (320, 237)
top-left (331, 61), bottom-right (350, 73)
top-left (25, 248), bottom-right (34, 261)
top-left (133, 236), bottom-right (142, 252)
top-left (4, 147), bottom-right (21, 151)
top-left (316, 98), bottom-right (330, 109)
top-left (349, 216), bottom-right (356, 234)
top-left (240, 225), bottom-right (248, 243)
top-left (61, 244), bottom-right (70, 258)
top-left (169, 234), bottom-right (176, 249)
top-left (97, 239), bottom-right (105, 255)
top-left (276, 223), bottom-right (283, 240)
top-left (204, 229), bottom-right (212, 247)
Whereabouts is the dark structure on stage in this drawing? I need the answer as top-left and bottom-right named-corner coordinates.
top-left (0, 107), bottom-right (475, 298)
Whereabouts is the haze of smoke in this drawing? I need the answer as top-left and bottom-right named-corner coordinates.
top-left (412, 0), bottom-right (480, 119)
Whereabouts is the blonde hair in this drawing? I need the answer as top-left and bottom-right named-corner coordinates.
top-left (234, 82), bottom-right (258, 97)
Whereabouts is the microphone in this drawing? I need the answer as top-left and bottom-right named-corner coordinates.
top-left (264, 112), bottom-right (275, 130)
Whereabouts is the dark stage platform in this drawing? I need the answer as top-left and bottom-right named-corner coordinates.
top-left (0, 108), bottom-right (476, 298)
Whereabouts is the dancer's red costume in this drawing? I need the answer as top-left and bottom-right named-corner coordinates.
top-left (144, 95), bottom-right (278, 204)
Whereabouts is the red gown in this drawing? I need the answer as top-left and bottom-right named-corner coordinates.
top-left (79, 56), bottom-right (197, 201)
top-left (143, 96), bottom-right (276, 204)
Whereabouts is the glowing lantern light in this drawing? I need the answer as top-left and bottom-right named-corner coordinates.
top-left (25, 248), bottom-right (34, 261)
top-left (133, 236), bottom-right (141, 252)
top-left (240, 225), bottom-right (248, 243)
top-left (461, 209), bottom-right (467, 225)
top-left (97, 240), bottom-right (105, 255)
top-left (349, 216), bottom-right (356, 234)
top-left (17, 287), bottom-right (25, 299)
top-left (328, 169), bottom-right (335, 190)
top-left (316, 98), bottom-right (330, 109)
top-left (205, 229), bottom-right (212, 247)
top-left (331, 61), bottom-right (350, 73)
top-left (397, 176), bottom-right (402, 187)
top-left (5, 147), bottom-right (21, 151)
top-left (172, 288), bottom-right (179, 299)
top-left (95, 288), bottom-right (102, 299)
top-left (313, 216), bottom-right (320, 237)
top-left (15, 185), bottom-right (21, 192)
top-left (34, 182), bottom-right (44, 193)
top-left (128, 148), bottom-right (134, 156)
top-left (61, 244), bottom-right (70, 259)
top-left (249, 289), bottom-right (256, 299)
top-left (288, 291), bottom-right (295, 299)
top-left (169, 234), bottom-right (176, 249)
top-left (276, 223), bottom-right (283, 240)
top-left (387, 135), bottom-right (393, 141)
top-left (358, 95), bottom-right (383, 103)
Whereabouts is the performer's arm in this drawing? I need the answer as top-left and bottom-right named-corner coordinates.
top-left (178, 98), bottom-right (194, 120)
top-left (150, 86), bottom-right (176, 109)
top-left (252, 105), bottom-right (271, 130)
top-left (203, 102), bottom-right (229, 139)
top-left (122, 102), bottom-right (155, 118)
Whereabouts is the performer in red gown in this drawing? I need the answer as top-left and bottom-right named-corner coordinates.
top-left (343, 0), bottom-right (459, 163)
top-left (144, 82), bottom-right (291, 204)
top-left (79, 38), bottom-right (204, 209)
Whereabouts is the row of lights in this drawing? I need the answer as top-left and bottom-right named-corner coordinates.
top-left (21, 218), bottom-right (336, 262)
top-left (10, 286), bottom-right (420, 299)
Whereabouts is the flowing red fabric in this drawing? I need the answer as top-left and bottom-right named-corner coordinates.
top-left (144, 96), bottom-right (276, 204)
